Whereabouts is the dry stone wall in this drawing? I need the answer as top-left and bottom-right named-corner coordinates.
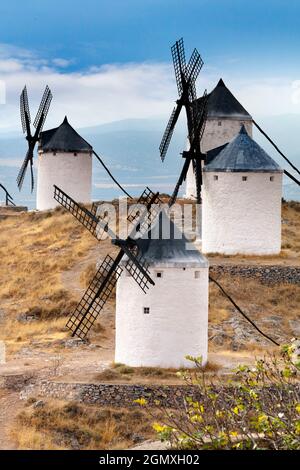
top-left (21, 380), bottom-right (200, 408)
top-left (210, 265), bottom-right (300, 285)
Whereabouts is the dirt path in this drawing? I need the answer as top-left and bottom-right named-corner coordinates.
top-left (61, 245), bottom-right (101, 296)
top-left (0, 390), bottom-right (23, 449)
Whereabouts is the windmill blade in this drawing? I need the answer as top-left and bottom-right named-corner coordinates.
top-left (198, 95), bottom-right (208, 144)
top-left (128, 187), bottom-right (162, 239)
top-left (194, 158), bottom-right (203, 205)
top-left (159, 103), bottom-right (182, 161)
top-left (0, 183), bottom-right (16, 207)
top-left (53, 185), bottom-right (117, 241)
top-left (17, 149), bottom-right (33, 190)
top-left (30, 159), bottom-right (34, 193)
top-left (127, 186), bottom-right (159, 223)
top-left (33, 85), bottom-right (52, 132)
top-left (66, 254), bottom-right (123, 339)
top-left (121, 243), bottom-right (154, 292)
top-left (169, 157), bottom-right (191, 207)
top-left (190, 90), bottom-right (208, 152)
top-left (0, 183), bottom-right (14, 201)
top-left (185, 48), bottom-right (204, 86)
top-left (171, 38), bottom-right (186, 96)
top-left (20, 86), bottom-right (31, 135)
top-left (188, 82), bottom-right (197, 105)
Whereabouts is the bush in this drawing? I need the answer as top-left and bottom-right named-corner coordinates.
top-left (149, 342), bottom-right (300, 450)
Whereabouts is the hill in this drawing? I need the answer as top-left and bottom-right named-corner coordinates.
top-left (0, 116), bottom-right (299, 208)
top-left (0, 200), bottom-right (299, 449)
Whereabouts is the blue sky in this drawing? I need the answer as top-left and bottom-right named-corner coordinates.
top-left (1, 0), bottom-right (300, 75)
top-left (0, 0), bottom-right (300, 133)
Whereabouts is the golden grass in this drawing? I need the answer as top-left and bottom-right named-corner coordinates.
top-left (95, 362), bottom-right (221, 384)
top-left (0, 209), bottom-right (95, 346)
top-left (13, 399), bottom-right (157, 450)
top-left (209, 274), bottom-right (300, 351)
top-left (0, 200), bottom-right (299, 354)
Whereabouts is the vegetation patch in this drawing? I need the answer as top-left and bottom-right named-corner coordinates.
top-left (13, 400), bottom-right (158, 450)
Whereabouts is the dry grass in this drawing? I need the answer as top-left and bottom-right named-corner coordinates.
top-left (80, 263), bottom-right (97, 288)
top-left (12, 399), bottom-right (157, 450)
top-left (95, 362), bottom-right (221, 384)
top-left (0, 200), bottom-right (299, 355)
top-left (0, 208), bottom-right (95, 347)
top-left (209, 274), bottom-right (300, 351)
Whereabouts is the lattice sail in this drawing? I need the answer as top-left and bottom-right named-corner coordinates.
top-left (124, 250), bottom-right (152, 294)
top-left (169, 157), bottom-right (191, 207)
top-left (33, 85), bottom-right (53, 131)
top-left (17, 149), bottom-right (32, 190)
top-left (171, 38), bottom-right (186, 96)
top-left (159, 105), bottom-right (181, 161)
top-left (128, 187), bottom-right (161, 239)
top-left (54, 185), bottom-right (116, 241)
top-left (20, 86), bottom-right (31, 134)
top-left (66, 255), bottom-right (123, 339)
top-left (185, 48), bottom-right (203, 86)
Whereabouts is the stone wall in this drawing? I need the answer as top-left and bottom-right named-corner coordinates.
top-left (210, 264), bottom-right (300, 285)
top-left (21, 380), bottom-right (201, 408)
top-left (20, 380), bottom-right (300, 409)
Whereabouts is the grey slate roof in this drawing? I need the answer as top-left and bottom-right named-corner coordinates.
top-left (204, 125), bottom-right (282, 173)
top-left (197, 78), bottom-right (252, 120)
top-left (123, 210), bottom-right (208, 268)
top-left (40, 116), bottom-right (93, 152)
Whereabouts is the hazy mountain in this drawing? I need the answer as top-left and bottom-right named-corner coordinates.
top-left (0, 115), bottom-right (299, 209)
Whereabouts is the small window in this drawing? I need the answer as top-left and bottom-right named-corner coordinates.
top-left (218, 121), bottom-right (222, 126)
top-left (242, 176), bottom-right (248, 181)
top-left (214, 175), bottom-right (218, 181)
top-left (143, 307), bottom-right (150, 314)
top-left (156, 272), bottom-right (163, 278)
top-left (194, 271), bottom-right (200, 279)
top-left (270, 176), bottom-right (274, 182)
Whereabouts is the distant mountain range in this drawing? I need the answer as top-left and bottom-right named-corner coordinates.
top-left (0, 115), bottom-right (299, 209)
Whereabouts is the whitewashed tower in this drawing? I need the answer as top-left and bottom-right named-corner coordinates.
top-left (202, 125), bottom-right (283, 255)
top-left (37, 117), bottom-right (93, 210)
top-left (115, 210), bottom-right (209, 368)
top-left (185, 78), bottom-right (253, 198)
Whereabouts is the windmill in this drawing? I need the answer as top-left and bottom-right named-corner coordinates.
top-left (53, 185), bottom-right (161, 339)
top-left (159, 38), bottom-right (208, 206)
top-left (17, 85), bottom-right (53, 192)
top-left (0, 183), bottom-right (15, 206)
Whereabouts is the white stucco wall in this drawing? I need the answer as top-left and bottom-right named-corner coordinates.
top-left (36, 151), bottom-right (92, 210)
top-left (115, 265), bottom-right (209, 368)
top-left (185, 118), bottom-right (253, 199)
top-left (202, 171), bottom-right (282, 255)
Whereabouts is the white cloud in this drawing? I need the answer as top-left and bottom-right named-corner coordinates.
top-left (0, 43), bottom-right (300, 134)
top-left (52, 58), bottom-right (73, 68)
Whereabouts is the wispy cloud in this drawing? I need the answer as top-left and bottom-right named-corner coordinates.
top-left (0, 44), bottom-right (300, 134)
top-left (0, 158), bottom-right (22, 168)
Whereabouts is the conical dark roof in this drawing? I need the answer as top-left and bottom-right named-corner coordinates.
top-left (197, 78), bottom-right (251, 119)
top-left (125, 210), bottom-right (208, 268)
top-left (204, 125), bottom-right (282, 173)
top-left (40, 117), bottom-right (92, 152)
